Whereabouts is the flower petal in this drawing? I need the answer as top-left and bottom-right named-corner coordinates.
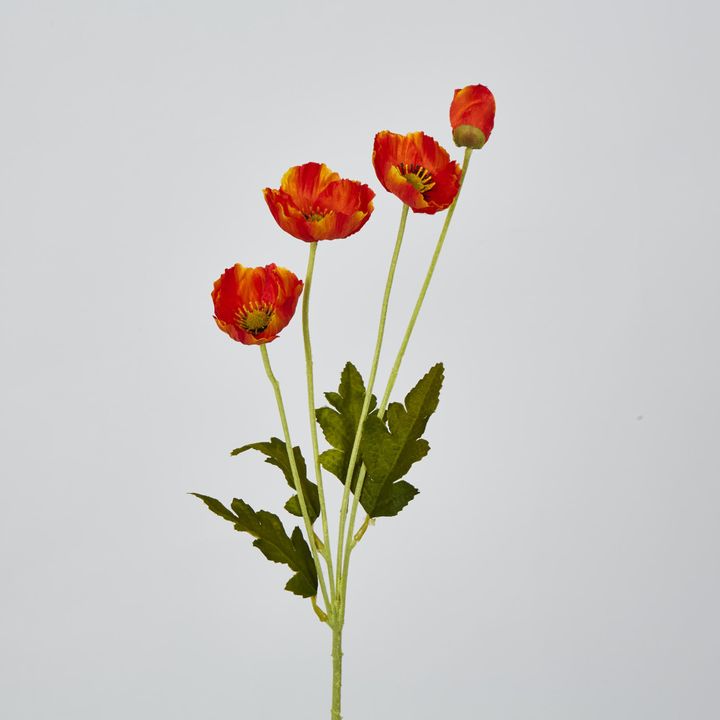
top-left (373, 130), bottom-right (458, 212)
top-left (421, 162), bottom-right (461, 214)
top-left (279, 163), bottom-right (340, 214)
top-left (450, 84), bottom-right (496, 145)
top-left (263, 188), bottom-right (315, 242)
top-left (266, 164), bottom-right (375, 242)
top-left (211, 263), bottom-right (303, 345)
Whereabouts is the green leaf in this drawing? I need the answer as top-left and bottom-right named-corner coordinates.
top-left (191, 493), bottom-right (318, 598)
top-left (359, 363), bottom-right (444, 517)
top-left (191, 493), bottom-right (238, 523)
top-left (317, 448), bottom-right (344, 481)
top-left (370, 480), bottom-right (419, 517)
top-left (231, 438), bottom-right (320, 523)
top-left (316, 362), bottom-right (376, 491)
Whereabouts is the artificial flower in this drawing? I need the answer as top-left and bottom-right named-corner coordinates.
top-left (263, 162), bottom-right (374, 242)
top-left (450, 84), bottom-right (496, 149)
top-left (212, 263), bottom-right (303, 345)
top-left (372, 131), bottom-right (461, 214)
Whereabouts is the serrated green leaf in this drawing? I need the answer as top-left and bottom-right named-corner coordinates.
top-left (370, 481), bottom-right (419, 517)
top-left (324, 391), bottom-right (343, 410)
top-left (191, 493), bottom-right (238, 523)
top-left (283, 495), bottom-right (302, 516)
top-left (316, 362), bottom-right (376, 491)
top-left (229, 497), bottom-right (264, 536)
top-left (318, 449), bottom-right (344, 480)
top-left (282, 527), bottom-right (317, 598)
top-left (231, 438), bottom-right (320, 523)
top-left (359, 363), bottom-right (444, 517)
top-left (191, 493), bottom-right (318, 598)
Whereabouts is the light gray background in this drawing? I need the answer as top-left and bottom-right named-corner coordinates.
top-left (1, 1), bottom-right (718, 718)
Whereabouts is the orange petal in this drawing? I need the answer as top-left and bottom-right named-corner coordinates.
top-left (280, 162), bottom-right (340, 213)
top-left (211, 264), bottom-right (303, 345)
top-left (450, 84), bottom-right (496, 141)
top-left (263, 188), bottom-right (316, 242)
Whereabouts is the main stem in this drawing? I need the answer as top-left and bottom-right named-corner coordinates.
top-left (330, 203), bottom-right (409, 720)
top-left (259, 344), bottom-right (331, 613)
top-left (335, 203), bottom-right (409, 594)
top-left (331, 624), bottom-right (343, 720)
top-left (342, 148), bottom-right (475, 581)
top-left (303, 242), bottom-right (335, 599)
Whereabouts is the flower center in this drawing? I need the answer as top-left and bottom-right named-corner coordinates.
top-left (398, 163), bottom-right (435, 193)
top-left (303, 208), bottom-right (329, 222)
top-left (235, 303), bottom-right (274, 334)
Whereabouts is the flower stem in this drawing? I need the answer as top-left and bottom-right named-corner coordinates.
top-left (380, 147), bottom-right (474, 412)
top-left (335, 203), bottom-right (409, 594)
top-left (259, 343), bottom-right (331, 613)
top-left (342, 148), bottom-right (474, 576)
top-left (303, 242), bottom-right (335, 599)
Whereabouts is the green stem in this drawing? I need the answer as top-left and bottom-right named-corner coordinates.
top-left (259, 343), bottom-right (331, 613)
top-left (335, 203), bottom-right (409, 595)
top-left (342, 148), bottom-right (474, 580)
top-left (331, 624), bottom-right (343, 720)
top-left (380, 147), bottom-right (474, 412)
top-left (353, 514), bottom-right (371, 544)
top-left (303, 242), bottom-right (335, 600)
top-left (311, 595), bottom-right (328, 623)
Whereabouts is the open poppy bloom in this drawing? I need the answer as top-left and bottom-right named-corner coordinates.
top-left (263, 162), bottom-right (375, 242)
top-left (450, 84), bottom-right (496, 149)
top-left (212, 263), bottom-right (303, 345)
top-left (372, 131), bottom-right (461, 214)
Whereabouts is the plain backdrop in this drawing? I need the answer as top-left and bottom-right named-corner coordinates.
top-left (1, 1), bottom-right (719, 718)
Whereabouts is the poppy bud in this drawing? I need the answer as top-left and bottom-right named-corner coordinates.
top-left (450, 84), bottom-right (496, 149)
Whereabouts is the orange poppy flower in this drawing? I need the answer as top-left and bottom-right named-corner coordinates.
top-left (263, 162), bottom-right (375, 242)
top-left (372, 131), bottom-right (461, 214)
top-left (212, 263), bottom-right (303, 345)
top-left (450, 84), bottom-right (496, 149)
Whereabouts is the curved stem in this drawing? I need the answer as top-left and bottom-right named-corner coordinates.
top-left (335, 203), bottom-right (409, 598)
top-left (380, 147), bottom-right (473, 411)
top-left (303, 242), bottom-right (335, 600)
top-left (342, 148), bottom-right (474, 582)
top-left (259, 344), bottom-right (331, 612)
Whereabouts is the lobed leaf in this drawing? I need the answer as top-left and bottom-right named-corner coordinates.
top-left (359, 363), bottom-right (444, 517)
top-left (191, 493), bottom-right (317, 598)
top-left (315, 362), bottom-right (376, 492)
top-left (231, 438), bottom-right (320, 523)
